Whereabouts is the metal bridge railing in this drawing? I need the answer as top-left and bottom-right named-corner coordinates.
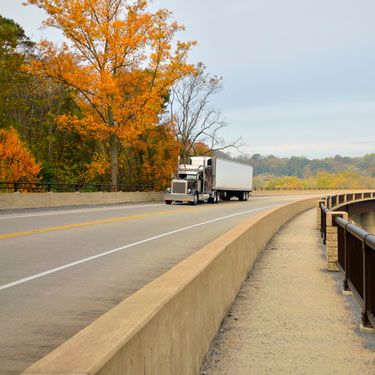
top-left (253, 187), bottom-right (367, 191)
top-left (320, 202), bottom-right (330, 244)
top-left (334, 215), bottom-right (375, 328)
top-left (319, 192), bottom-right (375, 329)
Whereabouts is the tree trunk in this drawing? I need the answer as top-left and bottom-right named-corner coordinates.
top-left (108, 106), bottom-right (118, 190)
top-left (110, 134), bottom-right (118, 189)
top-left (181, 141), bottom-right (189, 164)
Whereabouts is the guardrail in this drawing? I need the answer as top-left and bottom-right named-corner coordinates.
top-left (254, 187), bottom-right (371, 191)
top-left (318, 191), bottom-right (375, 329)
top-left (0, 181), bottom-right (165, 193)
top-left (323, 191), bottom-right (375, 210)
top-left (319, 191), bottom-right (375, 242)
top-left (254, 187), bottom-right (312, 191)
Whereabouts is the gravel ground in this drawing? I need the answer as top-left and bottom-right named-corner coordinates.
top-left (201, 208), bottom-right (375, 374)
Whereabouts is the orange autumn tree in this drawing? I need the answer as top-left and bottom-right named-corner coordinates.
top-left (126, 121), bottom-right (180, 187)
top-left (25, 0), bottom-right (195, 186)
top-left (0, 128), bottom-right (40, 181)
top-left (190, 141), bottom-right (213, 156)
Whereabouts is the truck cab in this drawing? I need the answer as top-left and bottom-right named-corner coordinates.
top-left (164, 157), bottom-right (212, 205)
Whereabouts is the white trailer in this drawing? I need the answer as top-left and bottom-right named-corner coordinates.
top-left (214, 158), bottom-right (253, 193)
top-left (164, 156), bottom-right (253, 204)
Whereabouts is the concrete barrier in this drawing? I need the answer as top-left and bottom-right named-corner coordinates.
top-left (22, 197), bottom-right (318, 375)
top-left (1, 190), bottom-right (374, 211)
top-left (2, 190), bottom-right (371, 211)
top-left (20, 197), bottom-right (318, 374)
top-left (0, 191), bottom-right (163, 210)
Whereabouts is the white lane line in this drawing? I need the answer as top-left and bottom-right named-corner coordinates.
top-left (253, 194), bottom-right (321, 199)
top-left (0, 203), bottom-right (164, 220)
top-left (0, 204), bottom-right (280, 291)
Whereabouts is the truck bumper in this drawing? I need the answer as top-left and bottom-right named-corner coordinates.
top-left (164, 193), bottom-right (194, 203)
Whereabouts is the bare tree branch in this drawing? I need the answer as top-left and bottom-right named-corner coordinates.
top-left (168, 63), bottom-right (243, 162)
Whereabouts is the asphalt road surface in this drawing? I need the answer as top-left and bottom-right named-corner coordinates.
top-left (0, 195), bottom-right (317, 374)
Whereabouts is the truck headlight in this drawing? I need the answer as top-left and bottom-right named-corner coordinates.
top-left (187, 188), bottom-right (192, 194)
top-left (165, 187), bottom-right (171, 193)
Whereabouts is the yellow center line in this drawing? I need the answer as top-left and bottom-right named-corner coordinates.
top-left (0, 205), bottom-right (222, 240)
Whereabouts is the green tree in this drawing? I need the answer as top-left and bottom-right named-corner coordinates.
top-left (0, 15), bottom-right (97, 183)
top-left (0, 15), bottom-right (33, 129)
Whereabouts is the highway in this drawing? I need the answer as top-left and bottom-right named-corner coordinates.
top-left (0, 195), bottom-right (315, 374)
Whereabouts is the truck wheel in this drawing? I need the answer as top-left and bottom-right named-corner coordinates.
top-left (165, 200), bottom-right (172, 205)
top-left (239, 192), bottom-right (246, 201)
top-left (209, 193), bottom-right (217, 204)
top-left (192, 193), bottom-right (198, 205)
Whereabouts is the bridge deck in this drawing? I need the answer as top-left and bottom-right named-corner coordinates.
top-left (201, 209), bottom-right (375, 374)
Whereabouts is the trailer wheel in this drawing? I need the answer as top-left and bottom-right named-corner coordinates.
top-left (215, 192), bottom-right (220, 203)
top-left (165, 200), bottom-right (172, 205)
top-left (239, 192), bottom-right (246, 201)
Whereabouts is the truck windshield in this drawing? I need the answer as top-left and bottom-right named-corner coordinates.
top-left (178, 174), bottom-right (197, 180)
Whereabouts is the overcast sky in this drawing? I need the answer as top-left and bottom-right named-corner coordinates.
top-left (1, 0), bottom-right (374, 158)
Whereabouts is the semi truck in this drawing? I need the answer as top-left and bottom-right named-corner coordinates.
top-left (164, 156), bottom-right (253, 205)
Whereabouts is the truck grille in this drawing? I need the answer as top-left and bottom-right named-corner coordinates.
top-left (172, 181), bottom-right (187, 194)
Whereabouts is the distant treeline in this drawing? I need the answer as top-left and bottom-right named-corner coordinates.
top-left (215, 152), bottom-right (375, 189)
